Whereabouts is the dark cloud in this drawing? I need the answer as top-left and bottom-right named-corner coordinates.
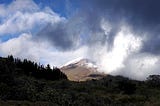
top-left (37, 15), bottom-right (84, 51)
top-left (82, 0), bottom-right (160, 45)
top-left (81, 0), bottom-right (160, 54)
top-left (32, 0), bottom-right (160, 79)
top-left (38, 0), bottom-right (160, 54)
top-left (37, 23), bottom-right (73, 50)
top-left (84, 0), bottom-right (160, 25)
top-left (37, 22), bottom-right (77, 51)
top-left (141, 34), bottom-right (160, 55)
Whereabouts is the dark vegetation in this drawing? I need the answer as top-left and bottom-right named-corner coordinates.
top-left (0, 55), bottom-right (160, 106)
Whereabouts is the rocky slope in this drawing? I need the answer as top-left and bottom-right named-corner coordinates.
top-left (61, 58), bottom-right (106, 81)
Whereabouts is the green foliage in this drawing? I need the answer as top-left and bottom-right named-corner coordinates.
top-left (118, 80), bottom-right (136, 94)
top-left (146, 75), bottom-right (160, 87)
top-left (0, 56), bottom-right (160, 105)
top-left (3, 55), bottom-right (68, 81)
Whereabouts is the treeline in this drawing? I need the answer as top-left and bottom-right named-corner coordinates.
top-left (0, 55), bottom-right (67, 101)
top-left (0, 55), bottom-right (67, 82)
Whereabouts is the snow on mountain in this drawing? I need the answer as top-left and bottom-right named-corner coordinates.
top-left (61, 58), bottom-right (98, 69)
top-left (62, 57), bottom-right (84, 67)
top-left (61, 58), bottom-right (106, 81)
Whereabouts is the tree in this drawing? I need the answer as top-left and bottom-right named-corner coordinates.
top-left (46, 64), bottom-right (51, 71)
top-left (118, 80), bottom-right (136, 95)
top-left (7, 55), bottom-right (14, 62)
top-left (146, 75), bottom-right (160, 87)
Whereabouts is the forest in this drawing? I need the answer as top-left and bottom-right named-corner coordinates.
top-left (0, 55), bottom-right (160, 106)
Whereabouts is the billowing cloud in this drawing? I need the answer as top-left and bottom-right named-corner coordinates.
top-left (0, 0), bottom-right (39, 17)
top-left (115, 54), bottom-right (160, 80)
top-left (69, 0), bottom-right (160, 80)
top-left (0, 33), bottom-right (87, 67)
top-left (80, 0), bottom-right (160, 54)
top-left (96, 26), bottom-right (142, 72)
top-left (1, 0), bottom-right (160, 80)
top-left (0, 0), bottom-right (64, 35)
top-left (0, 0), bottom-right (88, 67)
top-left (37, 20), bottom-right (81, 51)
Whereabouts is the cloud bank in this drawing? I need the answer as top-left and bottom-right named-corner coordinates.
top-left (1, 0), bottom-right (160, 80)
top-left (0, 0), bottom-right (87, 67)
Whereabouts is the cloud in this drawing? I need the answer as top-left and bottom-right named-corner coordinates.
top-left (0, 11), bottom-right (63, 35)
top-left (0, 32), bottom-right (87, 67)
top-left (0, 33), bottom-right (43, 61)
top-left (0, 0), bottom-right (83, 66)
top-left (87, 26), bottom-right (142, 72)
top-left (115, 53), bottom-right (160, 80)
top-left (0, 0), bottom-right (39, 17)
top-left (80, 0), bottom-right (160, 54)
top-left (37, 15), bottom-right (84, 50)
top-left (63, 0), bottom-right (160, 80)
top-left (0, 0), bottom-right (64, 35)
top-left (1, 0), bottom-right (160, 80)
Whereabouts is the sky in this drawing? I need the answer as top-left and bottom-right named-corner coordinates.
top-left (0, 0), bottom-right (160, 80)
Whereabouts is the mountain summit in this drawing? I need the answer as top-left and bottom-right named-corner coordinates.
top-left (61, 58), bottom-right (106, 81)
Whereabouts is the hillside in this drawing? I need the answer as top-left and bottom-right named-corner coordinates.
top-left (0, 56), bottom-right (160, 106)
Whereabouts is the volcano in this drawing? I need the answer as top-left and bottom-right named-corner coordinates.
top-left (61, 58), bottom-right (106, 81)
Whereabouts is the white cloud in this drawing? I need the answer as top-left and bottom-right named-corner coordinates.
top-left (0, 11), bottom-right (64, 35)
top-left (91, 24), bottom-right (160, 80)
top-left (115, 53), bottom-right (160, 80)
top-left (0, 33), bottom-right (41, 60)
top-left (0, 0), bottom-right (79, 67)
top-left (1, 0), bottom-right (160, 81)
top-left (39, 46), bottom-right (88, 67)
top-left (0, 33), bottom-right (87, 67)
top-left (0, 0), bottom-right (39, 17)
top-left (89, 25), bottom-right (142, 73)
top-left (0, 0), bottom-right (65, 35)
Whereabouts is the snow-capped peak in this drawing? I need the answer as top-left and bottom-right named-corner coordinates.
top-left (60, 58), bottom-right (106, 81)
top-left (62, 57), bottom-right (84, 67)
top-left (78, 59), bottom-right (98, 68)
top-left (61, 58), bottom-right (98, 69)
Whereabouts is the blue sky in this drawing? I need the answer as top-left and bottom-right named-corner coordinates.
top-left (33, 0), bottom-right (80, 17)
top-left (0, 0), bottom-right (160, 80)
top-left (34, 0), bottom-right (71, 17)
top-left (0, 0), bottom-right (12, 4)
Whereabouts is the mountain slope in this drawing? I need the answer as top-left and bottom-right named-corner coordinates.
top-left (61, 58), bottom-right (106, 81)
